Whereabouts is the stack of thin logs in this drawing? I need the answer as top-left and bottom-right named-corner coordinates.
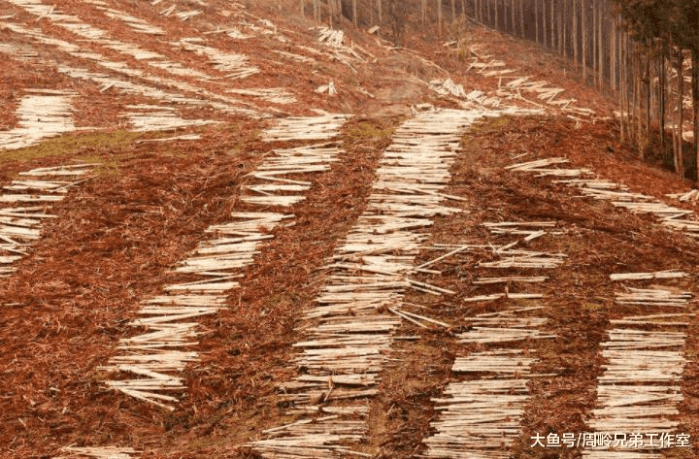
top-left (508, 157), bottom-right (699, 238)
top-left (424, 221), bottom-right (561, 458)
top-left (582, 271), bottom-right (691, 457)
top-left (99, 5), bottom-right (165, 35)
top-left (0, 90), bottom-right (76, 150)
top-left (463, 45), bottom-right (594, 117)
top-left (507, 156), bottom-right (693, 456)
top-left (0, 164), bottom-right (95, 280)
top-left (1, 3), bottom-right (259, 116)
top-left (125, 105), bottom-right (218, 132)
top-left (54, 446), bottom-right (139, 459)
top-left (312, 26), bottom-right (372, 72)
top-left (100, 114), bottom-right (350, 411)
top-left (156, 0), bottom-right (203, 22)
top-left (251, 109), bottom-right (492, 459)
top-left (227, 88), bottom-right (297, 105)
top-left (174, 38), bottom-right (260, 80)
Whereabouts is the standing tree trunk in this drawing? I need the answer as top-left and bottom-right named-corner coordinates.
top-left (558, 0), bottom-right (563, 55)
top-left (519, 0), bottom-right (524, 37)
top-left (659, 51), bottom-right (666, 159)
top-left (620, 29), bottom-right (626, 143)
top-left (645, 57), bottom-right (652, 154)
top-left (438, 0), bottom-right (443, 35)
top-left (422, 0), bottom-right (427, 25)
top-left (544, 0), bottom-right (548, 48)
top-left (549, 0), bottom-right (554, 50)
top-left (451, 0), bottom-right (456, 22)
top-left (598, 0), bottom-right (604, 89)
top-left (611, 15), bottom-right (617, 91)
top-left (592, 0), bottom-right (597, 86)
top-left (582, 0), bottom-right (587, 82)
top-left (692, 50), bottom-right (699, 185)
top-left (573, 0), bottom-right (578, 70)
top-left (676, 52), bottom-right (684, 176)
top-left (353, 0), bottom-right (358, 26)
top-left (495, 0), bottom-right (499, 29)
top-left (535, 0), bottom-right (539, 44)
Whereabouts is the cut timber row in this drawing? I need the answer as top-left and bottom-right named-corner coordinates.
top-left (508, 157), bottom-right (699, 239)
top-left (581, 273), bottom-right (692, 458)
top-left (99, 114), bottom-right (350, 411)
top-left (424, 221), bottom-right (562, 458)
top-left (0, 90), bottom-right (76, 151)
top-left (0, 10), bottom-right (259, 119)
top-left (54, 446), bottom-right (139, 459)
top-left (0, 164), bottom-right (95, 281)
top-left (508, 157), bottom-right (696, 457)
top-left (251, 108), bottom-right (509, 459)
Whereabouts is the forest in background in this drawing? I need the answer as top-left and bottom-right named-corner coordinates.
top-left (300, 0), bottom-right (699, 183)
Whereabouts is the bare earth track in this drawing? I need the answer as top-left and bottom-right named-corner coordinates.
top-left (1, 1), bottom-right (699, 459)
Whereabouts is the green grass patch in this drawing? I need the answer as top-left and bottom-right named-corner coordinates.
top-left (0, 129), bottom-right (142, 165)
top-left (345, 120), bottom-right (397, 140)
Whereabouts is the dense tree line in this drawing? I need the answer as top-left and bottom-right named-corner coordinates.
top-left (298, 0), bottom-right (699, 182)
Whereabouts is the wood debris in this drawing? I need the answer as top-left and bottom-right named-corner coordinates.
top-left (1, 21), bottom-right (257, 117)
top-left (429, 78), bottom-right (467, 98)
top-left (0, 164), bottom-right (94, 278)
top-left (272, 50), bottom-right (316, 64)
top-left (252, 109), bottom-right (495, 459)
top-left (461, 47), bottom-right (594, 115)
top-left (175, 38), bottom-right (260, 79)
top-left (615, 288), bottom-right (691, 307)
top-left (473, 276), bottom-right (548, 284)
top-left (459, 327), bottom-right (554, 344)
top-left (462, 292), bottom-right (544, 302)
top-left (424, 215), bottom-right (564, 458)
top-left (54, 446), bottom-right (140, 459)
top-left (610, 271), bottom-right (688, 281)
top-left (316, 27), bottom-right (344, 47)
top-left (508, 156), bottom-right (699, 238)
top-left (0, 91), bottom-right (76, 151)
top-left (667, 189), bottom-right (699, 202)
top-left (478, 249), bottom-right (566, 269)
top-left (426, 352), bottom-right (534, 455)
top-left (101, 111), bottom-right (350, 410)
top-left (242, 142), bottom-right (342, 207)
top-left (590, 328), bottom-right (688, 434)
top-left (175, 10), bottom-right (201, 21)
top-left (586, 269), bottom-right (692, 453)
top-left (314, 82), bottom-right (338, 96)
top-left (227, 88), bottom-right (297, 105)
top-left (126, 105), bottom-right (217, 132)
top-left (261, 114), bottom-right (351, 142)
top-left (99, 8), bottom-right (165, 35)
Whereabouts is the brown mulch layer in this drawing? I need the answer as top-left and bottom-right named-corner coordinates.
top-left (146, 116), bottom-right (400, 458)
top-left (367, 114), bottom-right (699, 459)
top-left (0, 121), bottom-right (267, 459)
top-left (0, 115), bottom-right (398, 458)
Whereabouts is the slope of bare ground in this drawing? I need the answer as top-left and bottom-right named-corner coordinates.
top-left (0, 121), bottom-right (267, 458)
top-left (1, 0), bottom-right (697, 458)
top-left (368, 115), bottom-right (699, 459)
